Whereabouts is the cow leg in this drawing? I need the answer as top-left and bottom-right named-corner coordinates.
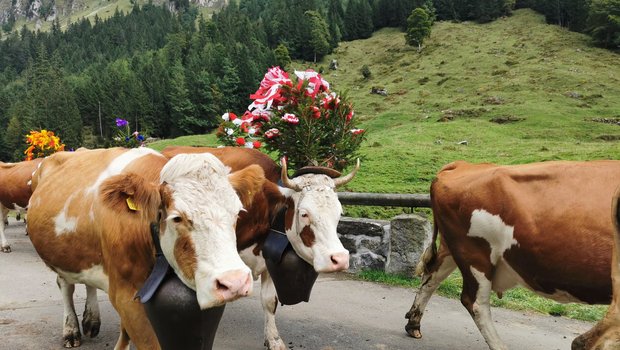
top-left (113, 324), bottom-right (130, 350)
top-left (109, 284), bottom-right (159, 350)
top-left (57, 276), bottom-right (82, 347)
top-left (82, 285), bottom-right (101, 338)
top-left (461, 266), bottom-right (508, 350)
top-left (0, 206), bottom-right (10, 252)
top-left (405, 253), bottom-right (456, 338)
top-left (261, 271), bottom-right (286, 350)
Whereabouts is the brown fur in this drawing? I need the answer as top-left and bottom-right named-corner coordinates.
top-left (299, 226), bottom-right (316, 247)
top-left (0, 158), bottom-right (42, 208)
top-left (572, 188), bottom-right (620, 350)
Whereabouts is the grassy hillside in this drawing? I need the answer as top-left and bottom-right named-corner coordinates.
top-left (152, 9), bottom-right (620, 217)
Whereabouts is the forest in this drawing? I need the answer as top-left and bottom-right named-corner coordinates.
top-left (0, 0), bottom-right (617, 161)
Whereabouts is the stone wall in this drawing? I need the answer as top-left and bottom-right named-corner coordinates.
top-left (338, 214), bottom-right (432, 277)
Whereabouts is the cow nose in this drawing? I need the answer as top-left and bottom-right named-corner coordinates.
top-left (215, 269), bottom-right (253, 302)
top-left (330, 252), bottom-right (350, 271)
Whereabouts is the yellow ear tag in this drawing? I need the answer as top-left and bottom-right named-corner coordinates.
top-left (126, 197), bottom-right (139, 211)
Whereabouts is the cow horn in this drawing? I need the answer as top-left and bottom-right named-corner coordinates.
top-left (280, 157), bottom-right (302, 191)
top-left (333, 159), bottom-right (360, 187)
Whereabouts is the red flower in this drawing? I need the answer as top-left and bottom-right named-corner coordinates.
top-left (236, 137), bottom-right (246, 146)
top-left (311, 106), bottom-right (321, 119)
top-left (346, 109), bottom-right (355, 121)
top-left (253, 141), bottom-right (262, 149)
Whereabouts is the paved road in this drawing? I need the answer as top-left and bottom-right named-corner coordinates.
top-left (0, 218), bottom-right (594, 350)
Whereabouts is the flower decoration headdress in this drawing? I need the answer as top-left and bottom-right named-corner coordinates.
top-left (217, 66), bottom-right (365, 171)
top-left (24, 129), bottom-right (65, 161)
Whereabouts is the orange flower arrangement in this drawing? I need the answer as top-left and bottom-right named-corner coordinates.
top-left (24, 129), bottom-right (65, 161)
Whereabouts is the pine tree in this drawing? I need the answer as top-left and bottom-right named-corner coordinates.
top-left (305, 10), bottom-right (331, 62)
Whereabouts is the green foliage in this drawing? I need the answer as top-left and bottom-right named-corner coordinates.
top-left (274, 43), bottom-right (292, 69)
top-left (305, 10), bottom-right (331, 62)
top-left (360, 64), bottom-right (372, 79)
top-left (587, 0), bottom-right (620, 48)
top-left (405, 8), bottom-right (432, 49)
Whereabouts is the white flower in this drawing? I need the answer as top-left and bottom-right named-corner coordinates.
top-left (232, 118), bottom-right (243, 126)
top-left (222, 112), bottom-right (230, 121)
top-left (225, 128), bottom-right (234, 135)
top-left (244, 142), bottom-right (254, 149)
top-left (248, 127), bottom-right (256, 135)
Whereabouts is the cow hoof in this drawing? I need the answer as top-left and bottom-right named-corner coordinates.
top-left (63, 334), bottom-right (81, 348)
top-left (82, 317), bottom-right (101, 338)
top-left (264, 337), bottom-right (287, 350)
top-left (1, 245), bottom-right (11, 253)
top-left (405, 324), bottom-right (422, 339)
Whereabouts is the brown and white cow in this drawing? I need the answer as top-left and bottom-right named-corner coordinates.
top-left (406, 160), bottom-right (620, 350)
top-left (162, 146), bottom-right (358, 350)
top-left (572, 187), bottom-right (620, 350)
top-left (0, 158), bottom-right (43, 252)
top-left (27, 147), bottom-right (265, 349)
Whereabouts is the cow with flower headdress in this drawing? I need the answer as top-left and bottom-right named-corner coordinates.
top-left (165, 66), bottom-right (365, 350)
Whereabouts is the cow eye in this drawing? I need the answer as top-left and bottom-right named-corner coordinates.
top-left (172, 216), bottom-right (183, 223)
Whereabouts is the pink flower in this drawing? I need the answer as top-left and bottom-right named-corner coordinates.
top-left (236, 137), bottom-right (246, 146)
top-left (282, 113), bottom-right (299, 124)
top-left (265, 128), bottom-right (280, 139)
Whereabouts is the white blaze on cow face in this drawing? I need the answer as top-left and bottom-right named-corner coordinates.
top-left (282, 174), bottom-right (350, 273)
top-left (467, 209), bottom-right (518, 265)
top-left (158, 153), bottom-right (253, 309)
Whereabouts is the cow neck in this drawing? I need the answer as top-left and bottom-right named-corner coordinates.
top-left (134, 221), bottom-right (170, 303)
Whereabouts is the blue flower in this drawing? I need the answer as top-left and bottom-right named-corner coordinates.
top-left (137, 134), bottom-right (145, 141)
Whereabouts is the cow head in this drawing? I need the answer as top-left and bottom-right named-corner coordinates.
top-left (102, 153), bottom-right (265, 309)
top-left (279, 158), bottom-right (360, 273)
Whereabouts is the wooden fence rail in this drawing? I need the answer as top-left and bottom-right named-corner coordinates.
top-left (337, 192), bottom-right (431, 208)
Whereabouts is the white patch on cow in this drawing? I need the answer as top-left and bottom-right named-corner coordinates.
top-left (470, 267), bottom-right (509, 350)
top-left (55, 194), bottom-right (79, 236)
top-left (239, 244), bottom-right (266, 280)
top-left (55, 265), bottom-right (109, 292)
top-left (86, 148), bottom-right (162, 195)
top-left (281, 174), bottom-right (349, 273)
top-left (468, 209), bottom-right (518, 265)
top-left (159, 153), bottom-right (252, 309)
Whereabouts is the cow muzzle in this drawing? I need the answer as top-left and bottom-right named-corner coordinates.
top-left (196, 268), bottom-right (253, 309)
top-left (315, 250), bottom-right (350, 273)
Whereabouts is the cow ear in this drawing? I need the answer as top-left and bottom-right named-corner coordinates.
top-left (228, 164), bottom-right (265, 209)
top-left (100, 173), bottom-right (161, 222)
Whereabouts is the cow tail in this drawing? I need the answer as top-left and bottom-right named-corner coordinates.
top-left (415, 216), bottom-right (438, 276)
